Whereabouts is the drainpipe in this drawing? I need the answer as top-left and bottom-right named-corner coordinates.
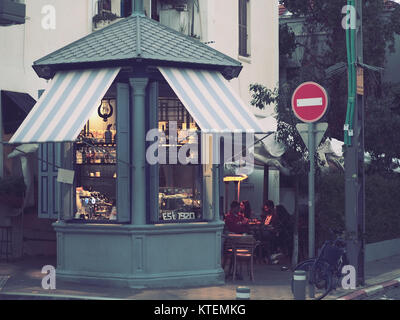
top-left (345, 0), bottom-right (356, 146)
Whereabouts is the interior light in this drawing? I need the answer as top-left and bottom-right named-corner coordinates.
top-left (98, 99), bottom-right (113, 122)
top-left (223, 174), bottom-right (248, 182)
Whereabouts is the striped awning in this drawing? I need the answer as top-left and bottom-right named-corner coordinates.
top-left (158, 67), bottom-right (265, 133)
top-left (10, 68), bottom-right (120, 144)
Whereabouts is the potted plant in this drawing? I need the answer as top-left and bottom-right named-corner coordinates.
top-left (92, 11), bottom-right (118, 29)
top-left (0, 176), bottom-right (26, 208)
top-left (160, 0), bottom-right (188, 11)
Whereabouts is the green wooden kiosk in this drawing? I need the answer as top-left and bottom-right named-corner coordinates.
top-left (10, 0), bottom-right (265, 288)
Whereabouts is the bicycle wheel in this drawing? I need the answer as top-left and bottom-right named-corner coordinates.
top-left (292, 259), bottom-right (332, 300)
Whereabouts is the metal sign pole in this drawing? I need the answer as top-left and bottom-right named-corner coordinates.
top-left (296, 122), bottom-right (328, 259)
top-left (308, 122), bottom-right (315, 259)
top-left (308, 122), bottom-right (316, 299)
top-left (292, 81), bottom-right (328, 299)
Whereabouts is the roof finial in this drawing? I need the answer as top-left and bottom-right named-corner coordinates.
top-left (132, 0), bottom-right (144, 16)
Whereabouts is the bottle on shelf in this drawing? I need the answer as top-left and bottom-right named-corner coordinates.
top-left (90, 148), bottom-right (95, 164)
top-left (87, 148), bottom-right (91, 164)
top-left (82, 147), bottom-right (86, 164)
top-left (76, 150), bottom-right (82, 164)
top-left (111, 149), bottom-right (116, 163)
top-left (105, 124), bottom-right (113, 144)
top-left (95, 149), bottom-right (101, 163)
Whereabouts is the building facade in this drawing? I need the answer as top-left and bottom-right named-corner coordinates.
top-left (1, 0), bottom-right (279, 288)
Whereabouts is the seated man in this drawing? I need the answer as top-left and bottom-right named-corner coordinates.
top-left (275, 204), bottom-right (294, 258)
top-left (260, 200), bottom-right (281, 263)
top-left (224, 200), bottom-right (249, 234)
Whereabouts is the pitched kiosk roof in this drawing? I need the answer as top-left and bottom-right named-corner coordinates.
top-left (33, 14), bottom-right (242, 80)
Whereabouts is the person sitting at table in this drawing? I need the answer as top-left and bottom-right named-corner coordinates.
top-left (240, 200), bottom-right (253, 219)
top-left (224, 200), bottom-right (249, 234)
top-left (275, 204), bottom-right (294, 259)
top-left (260, 200), bottom-right (281, 263)
top-left (260, 200), bottom-right (276, 225)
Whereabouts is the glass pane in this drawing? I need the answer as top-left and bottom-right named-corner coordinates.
top-left (99, 0), bottom-right (111, 12)
top-left (159, 164), bottom-right (202, 222)
top-left (238, 0), bottom-right (248, 56)
top-left (157, 95), bottom-right (203, 223)
top-left (73, 92), bottom-right (117, 222)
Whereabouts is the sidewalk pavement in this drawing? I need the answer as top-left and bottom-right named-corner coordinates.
top-left (1, 254), bottom-right (400, 300)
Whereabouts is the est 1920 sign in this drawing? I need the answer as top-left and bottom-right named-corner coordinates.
top-left (291, 82), bottom-right (329, 123)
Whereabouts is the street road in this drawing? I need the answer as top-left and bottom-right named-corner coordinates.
top-left (363, 285), bottom-right (400, 300)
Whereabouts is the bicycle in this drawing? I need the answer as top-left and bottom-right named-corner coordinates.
top-left (291, 229), bottom-right (349, 300)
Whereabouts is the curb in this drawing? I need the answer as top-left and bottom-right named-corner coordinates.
top-left (0, 291), bottom-right (125, 300)
top-left (337, 277), bottom-right (400, 300)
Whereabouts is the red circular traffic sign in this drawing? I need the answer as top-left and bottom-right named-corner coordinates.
top-left (291, 82), bottom-right (328, 123)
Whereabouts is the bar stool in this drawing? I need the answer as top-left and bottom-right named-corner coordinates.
top-left (0, 226), bottom-right (13, 262)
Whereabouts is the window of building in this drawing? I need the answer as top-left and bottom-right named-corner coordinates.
top-left (159, 164), bottom-right (202, 222)
top-left (238, 0), bottom-right (250, 57)
top-left (97, 0), bottom-right (112, 14)
top-left (73, 89), bottom-right (117, 222)
top-left (151, 0), bottom-right (159, 21)
top-left (155, 87), bottom-right (203, 223)
top-left (121, 0), bottom-right (132, 17)
top-left (121, 0), bottom-right (153, 18)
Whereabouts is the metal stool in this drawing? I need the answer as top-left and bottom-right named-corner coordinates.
top-left (0, 226), bottom-right (12, 262)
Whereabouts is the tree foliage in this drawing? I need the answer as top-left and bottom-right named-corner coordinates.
top-left (279, 23), bottom-right (297, 58)
top-left (251, 0), bottom-right (400, 173)
top-left (316, 171), bottom-right (400, 244)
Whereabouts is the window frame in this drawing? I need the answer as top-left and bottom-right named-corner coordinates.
top-left (64, 83), bottom-right (127, 224)
top-left (148, 94), bottom-right (208, 225)
top-left (121, 0), bottom-right (132, 17)
top-left (238, 0), bottom-right (250, 57)
top-left (98, 0), bottom-right (112, 14)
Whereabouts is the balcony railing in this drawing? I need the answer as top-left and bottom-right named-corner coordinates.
top-left (0, 0), bottom-right (26, 26)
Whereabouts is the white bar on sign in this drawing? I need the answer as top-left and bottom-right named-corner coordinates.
top-left (297, 97), bottom-right (323, 107)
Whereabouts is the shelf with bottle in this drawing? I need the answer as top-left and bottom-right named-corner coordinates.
top-left (76, 140), bottom-right (116, 147)
top-left (81, 173), bottom-right (117, 179)
top-left (77, 126), bottom-right (116, 145)
top-left (78, 166), bottom-right (117, 179)
top-left (75, 147), bottom-right (117, 165)
top-left (75, 187), bottom-right (116, 221)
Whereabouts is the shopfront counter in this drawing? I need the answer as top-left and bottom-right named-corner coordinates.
top-left (53, 220), bottom-right (225, 288)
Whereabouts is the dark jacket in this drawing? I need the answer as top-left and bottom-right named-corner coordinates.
top-left (224, 211), bottom-right (249, 234)
top-left (261, 209), bottom-right (279, 229)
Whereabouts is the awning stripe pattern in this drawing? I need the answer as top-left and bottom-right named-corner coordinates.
top-left (10, 68), bottom-right (120, 144)
top-left (158, 67), bottom-right (264, 133)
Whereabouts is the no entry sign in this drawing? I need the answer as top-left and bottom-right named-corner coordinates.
top-left (291, 82), bottom-right (328, 123)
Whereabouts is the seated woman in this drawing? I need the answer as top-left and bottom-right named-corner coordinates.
top-left (239, 200), bottom-right (253, 219)
top-left (275, 204), bottom-right (294, 258)
top-left (224, 200), bottom-right (249, 234)
top-left (223, 201), bottom-right (250, 279)
top-left (259, 200), bottom-right (280, 263)
top-left (260, 200), bottom-right (276, 226)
